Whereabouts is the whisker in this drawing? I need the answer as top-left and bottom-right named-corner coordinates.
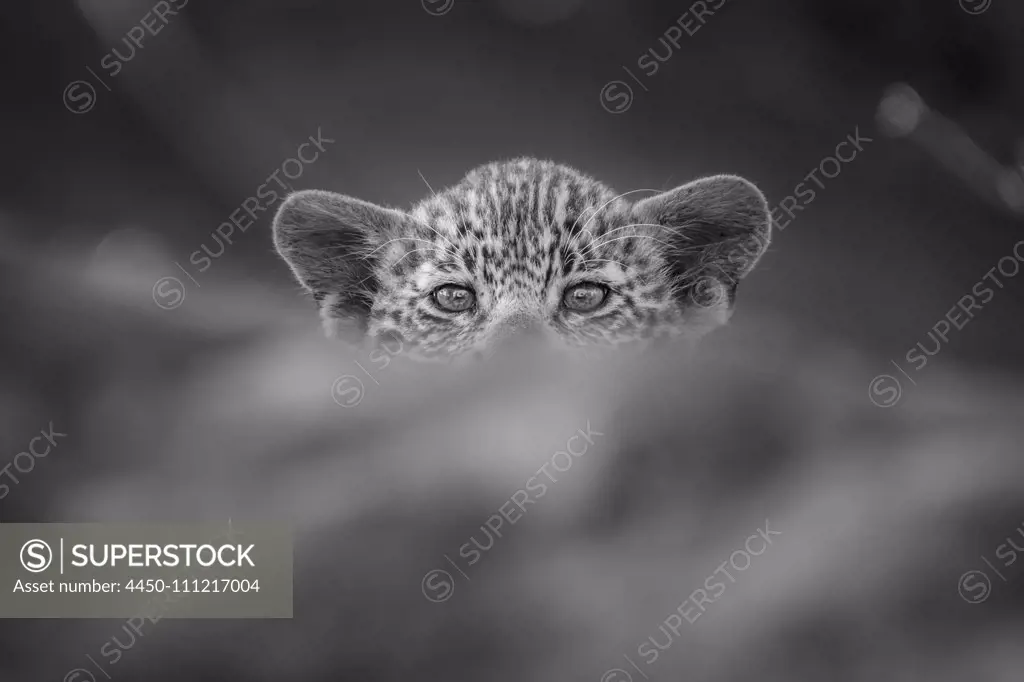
top-left (412, 169), bottom-right (465, 258)
top-left (578, 222), bottom-right (664, 253)
top-left (582, 258), bottom-right (630, 270)
top-left (417, 169), bottom-right (438, 197)
top-left (349, 245), bottom-right (433, 290)
top-left (364, 237), bottom-right (452, 259)
top-left (351, 269), bottom-right (382, 294)
top-left (572, 227), bottom-right (597, 252)
top-left (567, 188), bottom-right (661, 249)
top-left (586, 234), bottom-right (676, 254)
top-left (581, 220), bottom-right (702, 259)
top-left (579, 188), bottom-right (660, 233)
top-left (389, 247), bottom-right (429, 269)
top-left (407, 212), bottom-right (461, 257)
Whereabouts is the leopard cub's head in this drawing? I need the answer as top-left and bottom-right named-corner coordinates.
top-left (272, 158), bottom-right (770, 360)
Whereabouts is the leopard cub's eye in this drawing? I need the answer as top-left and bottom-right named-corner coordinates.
top-left (563, 282), bottom-right (608, 312)
top-left (432, 284), bottom-right (475, 312)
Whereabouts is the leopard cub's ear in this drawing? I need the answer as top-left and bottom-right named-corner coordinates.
top-left (272, 189), bottom-right (414, 334)
top-left (632, 175), bottom-right (771, 326)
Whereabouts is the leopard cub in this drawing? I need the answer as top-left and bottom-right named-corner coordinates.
top-left (272, 158), bottom-right (771, 359)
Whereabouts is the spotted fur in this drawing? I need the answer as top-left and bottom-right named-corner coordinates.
top-left (272, 158), bottom-right (771, 358)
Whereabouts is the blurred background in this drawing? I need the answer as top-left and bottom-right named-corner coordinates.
top-left (2, 0), bottom-right (1024, 680)
top-left (4, 0), bottom-right (1024, 362)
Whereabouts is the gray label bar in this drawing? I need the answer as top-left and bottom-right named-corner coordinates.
top-left (0, 523), bottom-right (292, 618)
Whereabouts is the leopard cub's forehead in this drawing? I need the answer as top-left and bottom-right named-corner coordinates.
top-left (415, 160), bottom-right (629, 248)
top-left (387, 159), bottom-right (653, 294)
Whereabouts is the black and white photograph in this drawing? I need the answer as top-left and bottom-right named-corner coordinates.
top-left (2, 0), bottom-right (1024, 679)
